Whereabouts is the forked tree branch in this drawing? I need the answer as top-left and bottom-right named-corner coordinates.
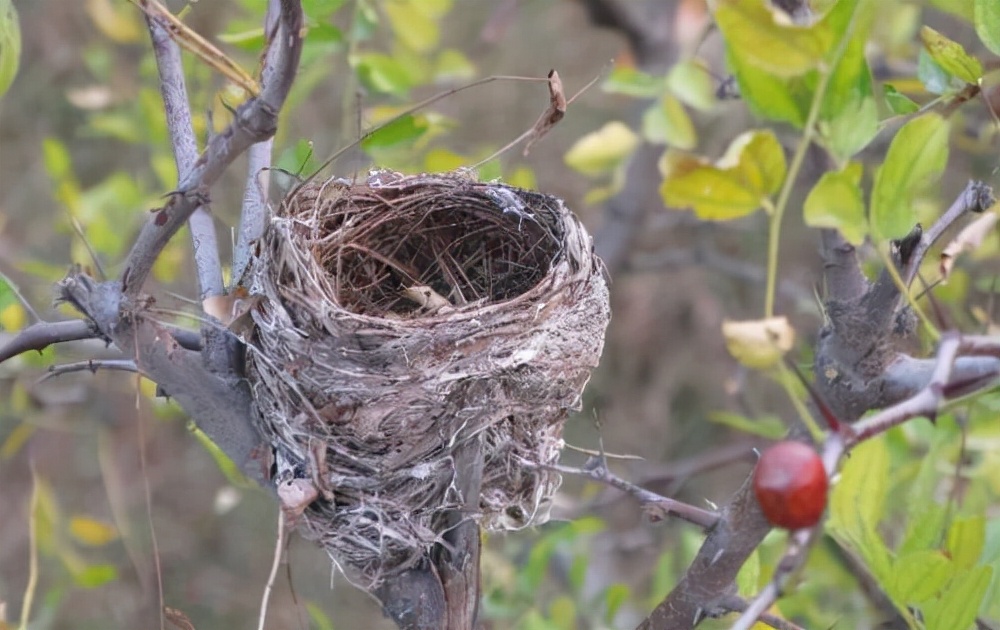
top-left (734, 332), bottom-right (992, 628)
top-left (122, 0), bottom-right (303, 300)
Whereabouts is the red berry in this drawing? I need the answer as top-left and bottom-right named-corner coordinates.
top-left (753, 441), bottom-right (828, 530)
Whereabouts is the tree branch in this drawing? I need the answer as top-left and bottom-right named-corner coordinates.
top-left (541, 459), bottom-right (719, 530)
top-left (734, 332), bottom-right (998, 628)
top-left (145, 10), bottom-right (225, 302)
top-left (233, 138), bottom-right (274, 287)
top-left (38, 358), bottom-right (139, 383)
top-left (0, 320), bottom-right (100, 364)
top-left (122, 0), bottom-right (303, 300)
top-left (902, 180), bottom-right (995, 286)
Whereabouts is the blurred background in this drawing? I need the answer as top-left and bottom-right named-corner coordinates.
top-left (0, 0), bottom-right (994, 628)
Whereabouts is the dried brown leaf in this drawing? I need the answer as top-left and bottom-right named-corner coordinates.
top-left (940, 211), bottom-right (998, 280)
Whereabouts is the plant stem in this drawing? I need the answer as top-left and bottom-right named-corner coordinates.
top-left (764, 8), bottom-right (862, 318)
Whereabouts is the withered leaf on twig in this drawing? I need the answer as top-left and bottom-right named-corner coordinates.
top-left (940, 211), bottom-right (998, 280)
top-left (523, 69), bottom-right (567, 156)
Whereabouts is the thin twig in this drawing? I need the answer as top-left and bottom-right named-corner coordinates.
top-left (36, 359), bottom-right (139, 383)
top-left (258, 509), bottom-right (286, 630)
top-left (536, 459), bottom-right (719, 530)
top-left (902, 180), bottom-right (995, 286)
top-left (0, 270), bottom-right (42, 323)
top-left (18, 457), bottom-right (40, 630)
top-left (0, 320), bottom-right (98, 364)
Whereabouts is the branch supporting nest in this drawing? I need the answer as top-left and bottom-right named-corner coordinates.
top-left (245, 170), bottom-right (611, 592)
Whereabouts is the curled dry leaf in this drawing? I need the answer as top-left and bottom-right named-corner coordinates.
top-left (722, 316), bottom-right (796, 369)
top-left (522, 69), bottom-right (567, 156)
top-left (940, 211), bottom-right (998, 280)
top-left (164, 606), bottom-right (196, 630)
top-left (202, 287), bottom-right (262, 338)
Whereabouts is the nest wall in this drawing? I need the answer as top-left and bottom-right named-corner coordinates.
top-left (245, 170), bottom-right (610, 584)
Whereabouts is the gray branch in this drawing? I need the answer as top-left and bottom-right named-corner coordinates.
top-left (121, 0), bottom-right (303, 300)
top-left (145, 12), bottom-right (225, 302)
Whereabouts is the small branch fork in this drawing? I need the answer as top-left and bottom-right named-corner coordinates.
top-left (733, 332), bottom-right (985, 629)
top-left (0, 1), bottom-right (304, 483)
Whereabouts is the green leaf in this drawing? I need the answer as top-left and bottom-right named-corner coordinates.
top-left (188, 421), bottom-right (253, 488)
top-left (890, 550), bottom-right (952, 604)
top-left (869, 112), bottom-right (950, 241)
top-left (564, 121), bottom-right (639, 177)
top-left (665, 60), bottom-right (716, 111)
top-left (305, 602), bottom-right (336, 630)
top-left (726, 47), bottom-right (810, 127)
top-left (920, 25), bottom-right (983, 84)
top-left (947, 516), bottom-right (986, 570)
top-left (829, 437), bottom-right (890, 539)
top-left (641, 95), bottom-right (696, 149)
top-left (352, 52), bottom-right (416, 95)
top-left (603, 584), bottom-right (630, 624)
top-left (602, 66), bottom-right (665, 98)
top-left (736, 549), bottom-right (761, 596)
top-left (707, 411), bottom-right (786, 439)
top-left (385, 0), bottom-right (440, 52)
top-left (548, 596), bottom-right (576, 630)
top-left (433, 48), bottom-right (475, 82)
top-left (660, 130), bottom-right (785, 220)
top-left (976, 0), bottom-right (1000, 55)
top-left (923, 565), bottom-right (992, 630)
top-left (0, 0), bottom-right (20, 98)
top-left (360, 114), bottom-right (428, 151)
top-left (883, 84), bottom-right (920, 115)
top-left (871, 112), bottom-right (949, 239)
top-left (899, 503), bottom-right (948, 556)
top-left (714, 0), bottom-right (832, 77)
top-left (0, 272), bottom-right (16, 311)
top-left (803, 162), bottom-right (866, 245)
top-left (74, 564), bottom-right (118, 589)
top-left (818, 0), bottom-right (878, 158)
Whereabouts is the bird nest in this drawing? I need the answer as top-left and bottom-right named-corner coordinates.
top-left (244, 169), bottom-right (610, 586)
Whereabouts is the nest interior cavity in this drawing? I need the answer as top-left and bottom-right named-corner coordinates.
top-left (246, 169), bottom-right (610, 586)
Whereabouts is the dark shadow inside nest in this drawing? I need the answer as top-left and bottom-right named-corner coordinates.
top-left (301, 184), bottom-right (565, 317)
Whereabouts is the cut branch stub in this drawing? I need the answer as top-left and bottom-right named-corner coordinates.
top-left (245, 170), bottom-right (610, 586)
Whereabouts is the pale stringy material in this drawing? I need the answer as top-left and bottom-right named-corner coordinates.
top-left (245, 169), bottom-right (610, 586)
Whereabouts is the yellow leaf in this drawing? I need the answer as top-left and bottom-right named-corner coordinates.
top-left (0, 303), bottom-right (25, 331)
top-left (564, 121), bottom-right (639, 177)
top-left (722, 317), bottom-right (795, 369)
top-left (85, 0), bottom-right (143, 44)
top-left (659, 130), bottom-right (786, 220)
top-left (69, 516), bottom-right (119, 547)
top-left (714, 0), bottom-right (833, 77)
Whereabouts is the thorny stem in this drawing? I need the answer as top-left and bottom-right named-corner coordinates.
top-left (734, 333), bottom-right (980, 629)
top-left (539, 460), bottom-right (720, 530)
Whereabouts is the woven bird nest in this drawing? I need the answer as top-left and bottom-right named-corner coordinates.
top-left (245, 169), bottom-right (610, 585)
